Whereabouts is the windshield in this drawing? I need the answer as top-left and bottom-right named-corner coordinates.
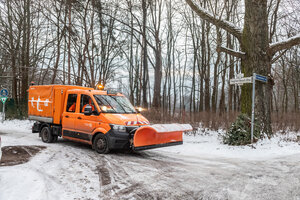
top-left (94, 95), bottom-right (137, 114)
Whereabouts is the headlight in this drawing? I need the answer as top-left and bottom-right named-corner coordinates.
top-left (101, 106), bottom-right (108, 111)
top-left (110, 124), bottom-right (127, 132)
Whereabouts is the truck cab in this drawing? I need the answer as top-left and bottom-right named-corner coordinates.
top-left (60, 89), bottom-right (149, 153)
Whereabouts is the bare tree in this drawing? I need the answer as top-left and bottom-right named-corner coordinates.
top-left (186, 0), bottom-right (300, 135)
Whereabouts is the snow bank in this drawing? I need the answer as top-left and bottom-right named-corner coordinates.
top-left (150, 124), bottom-right (193, 133)
top-left (0, 119), bottom-right (33, 134)
top-left (0, 120), bottom-right (38, 146)
top-left (154, 129), bottom-right (300, 160)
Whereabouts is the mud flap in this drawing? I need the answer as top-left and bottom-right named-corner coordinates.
top-left (132, 124), bottom-right (193, 151)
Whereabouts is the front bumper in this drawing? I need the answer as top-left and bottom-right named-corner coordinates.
top-left (106, 129), bottom-right (131, 150)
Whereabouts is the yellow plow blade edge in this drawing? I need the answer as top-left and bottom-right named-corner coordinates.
top-left (133, 124), bottom-right (193, 150)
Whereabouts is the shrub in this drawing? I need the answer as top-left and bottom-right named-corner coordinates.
top-left (223, 113), bottom-right (260, 145)
top-left (2, 99), bottom-right (27, 119)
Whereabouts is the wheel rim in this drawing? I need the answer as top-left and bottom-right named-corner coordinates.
top-left (96, 137), bottom-right (106, 152)
top-left (42, 129), bottom-right (48, 141)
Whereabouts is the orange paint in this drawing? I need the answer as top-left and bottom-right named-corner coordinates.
top-left (133, 126), bottom-right (183, 147)
top-left (28, 85), bottom-right (92, 123)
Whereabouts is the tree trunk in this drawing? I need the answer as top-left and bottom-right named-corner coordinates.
top-left (212, 28), bottom-right (221, 112)
top-left (241, 0), bottom-right (272, 135)
top-left (142, 0), bottom-right (148, 108)
top-left (204, 22), bottom-right (211, 111)
top-left (152, 31), bottom-right (162, 109)
top-left (67, 1), bottom-right (72, 85)
top-left (52, 10), bottom-right (61, 84)
top-left (219, 57), bottom-right (227, 113)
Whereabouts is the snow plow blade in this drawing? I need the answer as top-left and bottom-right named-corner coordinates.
top-left (133, 124), bottom-right (193, 151)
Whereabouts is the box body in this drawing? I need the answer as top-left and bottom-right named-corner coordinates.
top-left (28, 85), bottom-right (92, 124)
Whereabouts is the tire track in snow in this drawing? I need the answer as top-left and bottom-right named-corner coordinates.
top-left (95, 155), bottom-right (133, 199)
top-left (94, 151), bottom-right (201, 200)
top-left (96, 150), bottom-right (300, 200)
top-left (94, 153), bottom-right (156, 200)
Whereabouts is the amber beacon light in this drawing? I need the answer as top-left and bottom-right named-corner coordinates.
top-left (96, 83), bottom-right (104, 90)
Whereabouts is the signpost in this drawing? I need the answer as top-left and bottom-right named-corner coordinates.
top-left (0, 89), bottom-right (9, 123)
top-left (250, 74), bottom-right (256, 144)
top-left (0, 88), bottom-right (8, 97)
top-left (229, 77), bottom-right (252, 85)
top-left (0, 97), bottom-right (7, 104)
top-left (230, 73), bottom-right (268, 143)
top-left (255, 74), bottom-right (267, 83)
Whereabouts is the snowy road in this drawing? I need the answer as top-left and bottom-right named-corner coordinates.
top-left (97, 149), bottom-right (300, 200)
top-left (0, 120), bottom-right (300, 200)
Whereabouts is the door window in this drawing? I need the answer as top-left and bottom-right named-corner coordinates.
top-left (66, 94), bottom-right (77, 112)
top-left (80, 95), bottom-right (96, 113)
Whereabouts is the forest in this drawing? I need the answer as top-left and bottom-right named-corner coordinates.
top-left (0, 0), bottom-right (299, 131)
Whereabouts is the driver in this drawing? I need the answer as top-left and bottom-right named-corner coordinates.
top-left (82, 98), bottom-right (95, 113)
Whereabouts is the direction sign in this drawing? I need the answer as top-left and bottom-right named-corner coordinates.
top-left (0, 97), bottom-right (7, 104)
top-left (230, 77), bottom-right (253, 85)
top-left (255, 74), bottom-right (267, 83)
top-left (0, 89), bottom-right (8, 97)
top-left (236, 73), bottom-right (244, 79)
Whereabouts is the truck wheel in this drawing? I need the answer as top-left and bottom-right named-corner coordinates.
top-left (41, 127), bottom-right (54, 143)
top-left (93, 134), bottom-right (110, 154)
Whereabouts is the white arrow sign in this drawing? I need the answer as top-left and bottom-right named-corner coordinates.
top-left (230, 77), bottom-right (253, 85)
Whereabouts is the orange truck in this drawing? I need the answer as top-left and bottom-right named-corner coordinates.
top-left (28, 85), bottom-right (192, 153)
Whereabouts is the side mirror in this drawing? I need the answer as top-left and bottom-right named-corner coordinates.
top-left (84, 105), bottom-right (93, 116)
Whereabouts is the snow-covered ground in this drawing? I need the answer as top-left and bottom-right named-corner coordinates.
top-left (0, 120), bottom-right (300, 200)
top-left (161, 128), bottom-right (300, 160)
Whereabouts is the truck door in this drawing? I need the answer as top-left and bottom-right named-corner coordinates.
top-left (62, 93), bottom-right (78, 134)
top-left (75, 94), bottom-right (99, 134)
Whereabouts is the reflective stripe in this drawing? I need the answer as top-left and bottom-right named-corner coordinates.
top-left (126, 120), bottom-right (150, 125)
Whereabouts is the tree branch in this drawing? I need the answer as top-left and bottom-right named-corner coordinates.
top-left (185, 0), bottom-right (242, 41)
top-left (268, 34), bottom-right (300, 56)
top-left (217, 46), bottom-right (246, 59)
top-left (271, 49), bottom-right (288, 63)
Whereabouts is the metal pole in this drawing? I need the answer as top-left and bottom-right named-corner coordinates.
top-left (251, 73), bottom-right (256, 143)
top-left (3, 102), bottom-right (5, 121)
top-left (2, 102), bottom-right (4, 123)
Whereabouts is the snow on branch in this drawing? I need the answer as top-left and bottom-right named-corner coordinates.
top-left (268, 34), bottom-right (300, 55)
top-left (217, 46), bottom-right (246, 59)
top-left (186, 0), bottom-right (242, 41)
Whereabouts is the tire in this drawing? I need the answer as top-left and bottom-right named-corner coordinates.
top-left (93, 134), bottom-right (110, 154)
top-left (41, 126), bottom-right (54, 143)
